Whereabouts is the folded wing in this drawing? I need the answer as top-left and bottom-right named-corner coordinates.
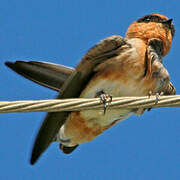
top-left (5, 35), bottom-right (126, 164)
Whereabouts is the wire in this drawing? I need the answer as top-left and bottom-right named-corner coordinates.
top-left (0, 95), bottom-right (179, 113)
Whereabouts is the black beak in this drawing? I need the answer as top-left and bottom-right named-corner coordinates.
top-left (162, 18), bottom-right (173, 25)
top-left (161, 18), bottom-right (175, 37)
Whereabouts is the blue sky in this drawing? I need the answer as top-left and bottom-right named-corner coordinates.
top-left (0, 0), bottom-right (180, 179)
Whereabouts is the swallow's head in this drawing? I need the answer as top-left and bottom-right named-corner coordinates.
top-left (126, 14), bottom-right (175, 56)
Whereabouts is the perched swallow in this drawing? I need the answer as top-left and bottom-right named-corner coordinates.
top-left (5, 14), bottom-right (176, 165)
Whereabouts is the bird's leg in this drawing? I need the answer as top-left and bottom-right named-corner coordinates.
top-left (147, 91), bottom-right (164, 111)
top-left (147, 91), bottom-right (153, 111)
top-left (155, 92), bottom-right (164, 104)
top-left (148, 90), bottom-right (153, 98)
top-left (95, 90), bottom-right (112, 114)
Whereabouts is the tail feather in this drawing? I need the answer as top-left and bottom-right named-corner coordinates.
top-left (5, 61), bottom-right (74, 91)
top-left (5, 60), bottom-right (80, 165)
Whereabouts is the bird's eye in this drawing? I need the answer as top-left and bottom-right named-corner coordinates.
top-left (144, 18), bottom-right (151, 22)
top-left (137, 15), bottom-right (161, 23)
top-left (137, 15), bottom-right (152, 23)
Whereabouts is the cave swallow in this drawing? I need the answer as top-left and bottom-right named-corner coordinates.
top-left (5, 14), bottom-right (176, 164)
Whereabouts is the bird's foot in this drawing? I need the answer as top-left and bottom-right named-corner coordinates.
top-left (155, 92), bottom-right (164, 104)
top-left (96, 91), bottom-right (112, 114)
top-left (147, 91), bottom-right (164, 111)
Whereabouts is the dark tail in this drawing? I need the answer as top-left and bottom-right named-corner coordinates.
top-left (5, 61), bottom-right (74, 91)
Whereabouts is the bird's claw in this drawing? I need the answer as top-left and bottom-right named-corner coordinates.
top-left (147, 91), bottom-right (153, 111)
top-left (148, 91), bottom-right (152, 98)
top-left (99, 94), bottom-right (112, 114)
top-left (148, 91), bottom-right (164, 109)
top-left (155, 92), bottom-right (164, 104)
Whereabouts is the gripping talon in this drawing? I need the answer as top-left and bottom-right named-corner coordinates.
top-left (148, 91), bottom-right (164, 107)
top-left (147, 91), bottom-right (153, 111)
top-left (104, 103), bottom-right (107, 114)
top-left (155, 92), bottom-right (164, 104)
top-left (99, 93), bottom-right (112, 115)
top-left (155, 93), bottom-right (159, 104)
top-left (148, 91), bottom-right (152, 98)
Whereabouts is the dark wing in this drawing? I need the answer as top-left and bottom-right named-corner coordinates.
top-left (5, 61), bottom-right (74, 91)
top-left (8, 36), bottom-right (126, 165)
top-left (144, 38), bottom-right (163, 77)
top-left (30, 70), bottom-right (82, 164)
top-left (164, 82), bottom-right (176, 95)
top-left (146, 38), bottom-right (176, 95)
top-left (143, 38), bottom-right (176, 113)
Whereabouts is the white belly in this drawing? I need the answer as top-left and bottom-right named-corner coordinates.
top-left (79, 78), bottom-right (137, 128)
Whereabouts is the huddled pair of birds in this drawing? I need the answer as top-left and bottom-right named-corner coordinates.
top-left (5, 14), bottom-right (176, 165)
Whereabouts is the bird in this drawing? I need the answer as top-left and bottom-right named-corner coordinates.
top-left (5, 14), bottom-right (176, 165)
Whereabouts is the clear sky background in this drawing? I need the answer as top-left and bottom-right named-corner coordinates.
top-left (0, 0), bottom-right (179, 179)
